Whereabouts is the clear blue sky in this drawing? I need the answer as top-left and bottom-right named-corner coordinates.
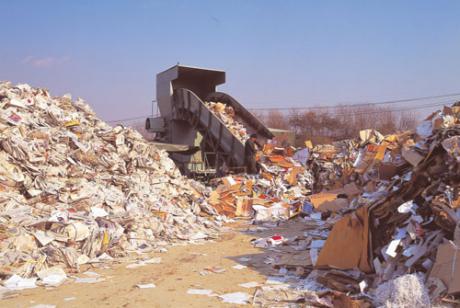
top-left (1, 0), bottom-right (460, 121)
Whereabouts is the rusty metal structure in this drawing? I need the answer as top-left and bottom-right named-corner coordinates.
top-left (146, 64), bottom-right (273, 175)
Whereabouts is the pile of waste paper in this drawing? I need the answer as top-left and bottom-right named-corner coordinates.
top-left (204, 98), bottom-right (460, 304)
top-left (308, 139), bottom-right (358, 192)
top-left (251, 104), bottom-right (460, 306)
top-left (0, 82), bottom-right (222, 288)
top-left (205, 101), bottom-right (250, 143)
top-left (206, 128), bottom-right (393, 222)
top-left (207, 136), bottom-right (367, 221)
top-left (208, 144), bottom-right (315, 221)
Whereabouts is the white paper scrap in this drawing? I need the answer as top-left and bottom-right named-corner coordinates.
top-left (4, 275), bottom-right (37, 290)
top-left (310, 212), bottom-right (322, 220)
top-left (82, 271), bottom-right (100, 277)
top-left (219, 292), bottom-right (250, 304)
top-left (266, 276), bottom-right (287, 285)
top-left (238, 281), bottom-right (260, 288)
top-left (187, 289), bottom-right (214, 295)
top-left (34, 230), bottom-right (55, 246)
top-left (397, 200), bottom-right (417, 214)
top-left (144, 257), bottom-right (161, 264)
top-left (359, 280), bottom-right (368, 293)
top-left (42, 274), bottom-right (67, 287)
top-left (190, 231), bottom-right (207, 240)
top-left (136, 283), bottom-right (156, 289)
top-left (74, 277), bottom-right (104, 284)
top-left (90, 207), bottom-right (108, 218)
top-left (37, 267), bottom-right (67, 287)
top-left (310, 249), bottom-right (319, 266)
top-left (385, 239), bottom-right (401, 258)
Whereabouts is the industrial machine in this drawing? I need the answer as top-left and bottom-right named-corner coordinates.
top-left (146, 65), bottom-right (273, 176)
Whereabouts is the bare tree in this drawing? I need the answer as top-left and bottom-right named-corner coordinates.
top-left (398, 111), bottom-right (417, 131)
top-left (378, 108), bottom-right (397, 134)
top-left (266, 110), bottom-right (289, 129)
top-left (251, 110), bottom-right (266, 125)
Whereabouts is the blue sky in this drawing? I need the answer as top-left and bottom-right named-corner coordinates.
top-left (1, 0), bottom-right (460, 122)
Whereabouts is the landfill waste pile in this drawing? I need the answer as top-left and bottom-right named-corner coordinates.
top-left (205, 101), bottom-right (250, 143)
top-left (207, 126), bottom-right (393, 221)
top-left (0, 82), bottom-right (223, 292)
top-left (247, 105), bottom-right (460, 307)
top-left (208, 144), bottom-right (316, 221)
top-left (308, 139), bottom-right (358, 192)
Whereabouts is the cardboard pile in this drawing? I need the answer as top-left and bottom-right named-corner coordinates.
top-left (252, 104), bottom-right (460, 306)
top-left (306, 128), bottom-right (421, 214)
top-left (208, 145), bottom-right (314, 220)
top-left (0, 82), bottom-right (222, 287)
top-left (206, 125), bottom-right (406, 221)
top-left (317, 106), bottom-right (460, 280)
top-left (308, 139), bottom-right (358, 192)
top-left (205, 101), bottom-right (249, 143)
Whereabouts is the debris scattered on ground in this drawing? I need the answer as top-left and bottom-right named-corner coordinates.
top-left (211, 102), bottom-right (460, 306)
top-left (2, 80), bottom-right (460, 306)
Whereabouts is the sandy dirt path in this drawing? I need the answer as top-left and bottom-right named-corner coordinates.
top-left (2, 221), bottom-right (306, 307)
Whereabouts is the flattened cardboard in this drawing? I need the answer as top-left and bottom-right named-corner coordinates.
top-left (429, 240), bottom-right (460, 295)
top-left (309, 183), bottom-right (360, 213)
top-left (401, 147), bottom-right (425, 167)
top-left (310, 193), bottom-right (338, 210)
top-left (316, 206), bottom-right (372, 273)
top-left (322, 198), bottom-right (349, 213)
top-left (379, 163), bottom-right (398, 180)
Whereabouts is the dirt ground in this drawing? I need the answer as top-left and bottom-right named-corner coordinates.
top-left (2, 220), bottom-right (307, 307)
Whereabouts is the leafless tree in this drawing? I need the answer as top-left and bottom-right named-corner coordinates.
top-left (251, 110), bottom-right (266, 124)
top-left (266, 110), bottom-right (289, 129)
top-left (398, 111), bottom-right (417, 131)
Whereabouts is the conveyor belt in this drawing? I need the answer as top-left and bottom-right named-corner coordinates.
top-left (173, 88), bottom-right (246, 166)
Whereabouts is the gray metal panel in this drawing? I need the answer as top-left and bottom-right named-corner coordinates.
top-left (157, 65), bottom-right (225, 115)
top-left (174, 88), bottom-right (246, 165)
top-left (156, 66), bottom-right (178, 120)
top-left (145, 117), bottom-right (165, 132)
